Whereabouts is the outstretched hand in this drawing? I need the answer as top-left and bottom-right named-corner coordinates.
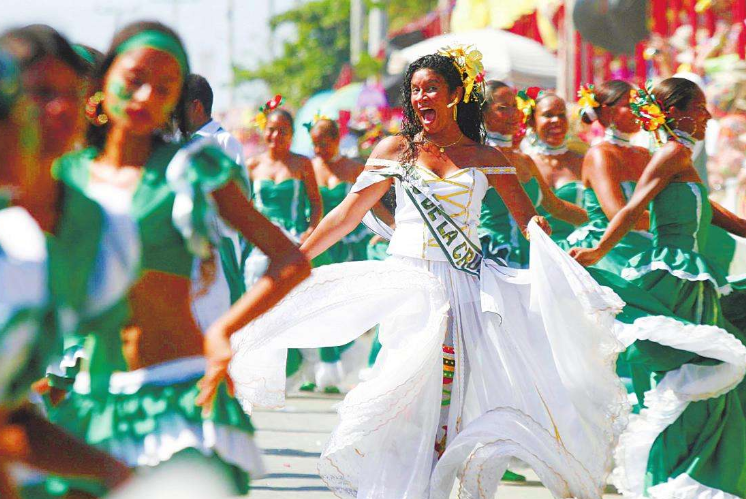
top-left (569, 247), bottom-right (603, 267)
top-left (196, 326), bottom-right (236, 416)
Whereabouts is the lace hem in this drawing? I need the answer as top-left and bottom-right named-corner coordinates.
top-left (611, 316), bottom-right (746, 498)
top-left (647, 474), bottom-right (740, 499)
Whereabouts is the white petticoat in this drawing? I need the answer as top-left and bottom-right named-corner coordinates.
top-left (229, 223), bottom-right (630, 499)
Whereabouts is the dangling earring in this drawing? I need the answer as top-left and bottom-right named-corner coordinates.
top-left (85, 91), bottom-right (108, 126)
top-left (447, 99), bottom-right (459, 121)
top-left (676, 116), bottom-right (697, 135)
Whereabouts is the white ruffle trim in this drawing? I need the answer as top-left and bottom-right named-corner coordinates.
top-left (612, 316), bottom-right (746, 498)
top-left (647, 474), bottom-right (740, 499)
top-left (107, 416), bottom-right (265, 479)
top-left (621, 261), bottom-right (732, 296)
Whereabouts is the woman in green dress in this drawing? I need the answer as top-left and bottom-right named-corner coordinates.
top-left (479, 81), bottom-right (587, 267)
top-left (572, 77), bottom-right (746, 499)
top-left (46, 21), bottom-right (310, 498)
top-left (305, 117), bottom-right (370, 392)
top-left (246, 108), bottom-right (331, 391)
top-left (565, 80), bottom-right (653, 274)
top-left (525, 92), bottom-right (586, 243)
top-left (0, 43), bottom-right (133, 499)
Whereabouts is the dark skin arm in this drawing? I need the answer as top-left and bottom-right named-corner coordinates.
top-left (711, 199), bottom-right (746, 238)
top-left (485, 147), bottom-right (551, 237)
top-left (583, 147), bottom-right (650, 231)
top-left (299, 156), bottom-right (324, 242)
top-left (5, 406), bottom-right (130, 488)
top-left (525, 154), bottom-right (588, 226)
top-left (196, 180), bottom-right (310, 411)
top-left (571, 142), bottom-right (689, 266)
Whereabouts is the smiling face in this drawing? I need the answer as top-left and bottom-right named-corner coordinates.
top-left (310, 120), bottom-right (339, 162)
top-left (670, 89), bottom-right (711, 141)
top-left (533, 95), bottom-right (568, 146)
top-left (264, 112), bottom-right (293, 153)
top-left (22, 56), bottom-right (84, 159)
top-left (484, 86), bottom-right (522, 135)
top-left (409, 68), bottom-right (462, 135)
top-left (101, 47), bottom-right (183, 136)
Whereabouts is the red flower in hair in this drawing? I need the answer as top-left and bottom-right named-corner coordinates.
top-left (525, 87), bottom-right (541, 100)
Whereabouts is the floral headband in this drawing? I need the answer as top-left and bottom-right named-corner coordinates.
top-left (577, 84), bottom-right (600, 121)
top-left (437, 45), bottom-right (485, 104)
top-left (254, 94), bottom-right (283, 130)
top-left (303, 111), bottom-right (332, 132)
top-left (629, 80), bottom-right (674, 143)
top-left (516, 86), bottom-right (543, 123)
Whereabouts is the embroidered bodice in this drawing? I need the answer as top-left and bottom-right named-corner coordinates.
top-left (353, 159), bottom-right (515, 262)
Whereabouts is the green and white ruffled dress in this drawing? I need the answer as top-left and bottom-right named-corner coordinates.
top-left (46, 139), bottom-right (264, 497)
top-left (609, 180), bottom-right (746, 498)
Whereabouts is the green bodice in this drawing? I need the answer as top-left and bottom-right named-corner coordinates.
top-left (650, 182), bottom-right (710, 251)
top-left (252, 178), bottom-right (310, 236)
top-left (479, 177), bottom-right (541, 267)
top-left (319, 182), bottom-right (371, 263)
top-left (56, 142), bottom-right (244, 278)
top-left (583, 180), bottom-right (637, 225)
top-left (538, 180), bottom-right (583, 241)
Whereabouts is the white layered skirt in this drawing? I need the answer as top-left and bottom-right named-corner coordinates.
top-left (229, 223), bottom-right (630, 498)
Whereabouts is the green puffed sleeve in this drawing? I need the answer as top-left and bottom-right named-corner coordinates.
top-left (167, 137), bottom-right (248, 259)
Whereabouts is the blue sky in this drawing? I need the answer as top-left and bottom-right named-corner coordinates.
top-left (1, 0), bottom-right (303, 111)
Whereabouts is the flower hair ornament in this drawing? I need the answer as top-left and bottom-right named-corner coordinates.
top-left (577, 84), bottom-right (600, 122)
top-left (516, 86), bottom-right (543, 124)
top-left (303, 110), bottom-right (332, 133)
top-left (437, 44), bottom-right (486, 107)
top-left (254, 94), bottom-right (283, 130)
top-left (628, 80), bottom-right (697, 147)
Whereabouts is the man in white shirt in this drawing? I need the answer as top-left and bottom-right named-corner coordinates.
top-left (185, 74), bottom-right (249, 332)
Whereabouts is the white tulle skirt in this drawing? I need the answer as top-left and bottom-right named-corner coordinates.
top-left (229, 224), bottom-right (630, 499)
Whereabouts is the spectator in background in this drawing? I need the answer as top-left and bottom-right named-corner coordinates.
top-left (185, 73), bottom-right (245, 167)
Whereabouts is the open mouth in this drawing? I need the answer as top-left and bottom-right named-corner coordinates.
top-left (419, 108), bottom-right (436, 125)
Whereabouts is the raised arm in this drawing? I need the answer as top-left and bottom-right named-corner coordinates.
top-left (583, 147), bottom-right (649, 231)
top-left (571, 142), bottom-right (689, 266)
top-left (197, 181), bottom-right (311, 410)
top-left (526, 154), bottom-right (588, 226)
top-left (300, 156), bottom-right (324, 242)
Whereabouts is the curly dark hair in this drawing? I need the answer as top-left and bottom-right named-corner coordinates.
top-left (86, 21), bottom-right (189, 150)
top-left (399, 53), bottom-right (485, 165)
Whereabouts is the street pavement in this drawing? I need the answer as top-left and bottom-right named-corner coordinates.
top-left (246, 392), bottom-right (622, 499)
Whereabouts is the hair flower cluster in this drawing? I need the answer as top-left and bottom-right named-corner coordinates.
top-left (629, 81), bottom-right (672, 140)
top-left (437, 44), bottom-right (486, 104)
top-left (254, 94), bottom-right (283, 130)
top-left (516, 86), bottom-right (542, 123)
top-left (303, 110), bottom-right (332, 132)
top-left (577, 84), bottom-right (600, 121)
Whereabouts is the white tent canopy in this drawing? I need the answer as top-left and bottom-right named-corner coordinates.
top-left (387, 29), bottom-right (558, 90)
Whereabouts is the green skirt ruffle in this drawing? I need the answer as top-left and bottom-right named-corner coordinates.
top-left (563, 221), bottom-right (652, 275)
top-left (622, 246), bottom-right (731, 298)
top-left (608, 247), bottom-right (746, 497)
top-left (47, 371), bottom-right (259, 496)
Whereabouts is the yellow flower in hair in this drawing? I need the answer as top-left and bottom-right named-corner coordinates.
top-left (437, 44), bottom-right (486, 104)
top-left (641, 103), bottom-right (667, 131)
top-left (577, 85), bottom-right (599, 111)
top-left (254, 112), bottom-right (267, 131)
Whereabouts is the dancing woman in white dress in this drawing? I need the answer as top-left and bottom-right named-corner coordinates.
top-left (220, 48), bottom-right (631, 499)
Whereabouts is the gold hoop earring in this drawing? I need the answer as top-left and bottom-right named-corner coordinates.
top-left (676, 116), bottom-right (697, 135)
